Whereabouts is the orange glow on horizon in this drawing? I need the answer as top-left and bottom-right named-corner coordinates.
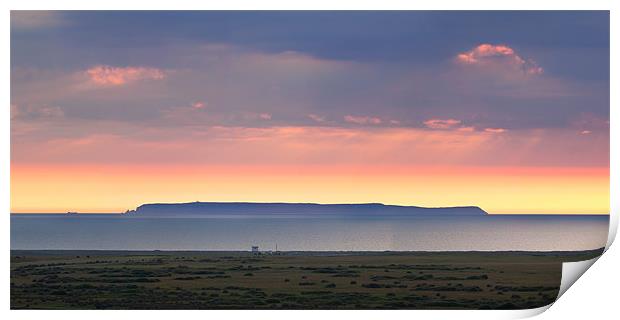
top-left (10, 164), bottom-right (609, 214)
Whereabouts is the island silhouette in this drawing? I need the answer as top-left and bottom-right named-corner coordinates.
top-left (123, 202), bottom-right (488, 216)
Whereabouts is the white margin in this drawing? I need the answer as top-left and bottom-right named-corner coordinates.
top-left (3, 1), bottom-right (617, 320)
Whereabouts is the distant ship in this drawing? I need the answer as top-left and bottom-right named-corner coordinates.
top-left (66, 211), bottom-right (79, 215)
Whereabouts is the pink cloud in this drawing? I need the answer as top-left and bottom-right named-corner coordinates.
top-left (457, 44), bottom-right (514, 63)
top-left (484, 128), bottom-right (507, 133)
top-left (12, 125), bottom-right (608, 168)
top-left (85, 65), bottom-right (165, 86)
top-left (571, 113), bottom-right (609, 132)
top-left (11, 11), bottom-right (66, 30)
top-left (344, 115), bottom-right (382, 125)
top-left (259, 113), bottom-right (272, 120)
top-left (191, 101), bottom-right (206, 109)
top-left (11, 104), bottom-right (64, 120)
top-left (581, 130), bottom-right (592, 135)
top-left (456, 44), bottom-right (543, 75)
top-left (308, 114), bottom-right (326, 123)
top-left (423, 118), bottom-right (461, 129)
top-left (458, 126), bottom-right (476, 132)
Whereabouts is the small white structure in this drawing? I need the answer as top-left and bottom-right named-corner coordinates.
top-left (251, 246), bottom-right (259, 254)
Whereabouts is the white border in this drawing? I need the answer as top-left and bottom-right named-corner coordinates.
top-left (3, 1), bottom-right (617, 319)
top-left (3, 0), bottom-right (617, 10)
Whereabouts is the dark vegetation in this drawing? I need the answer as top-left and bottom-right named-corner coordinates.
top-left (11, 249), bottom-right (602, 310)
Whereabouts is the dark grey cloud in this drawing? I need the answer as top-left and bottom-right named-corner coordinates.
top-left (10, 11), bottom-right (609, 132)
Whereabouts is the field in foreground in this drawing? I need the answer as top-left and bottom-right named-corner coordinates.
top-left (11, 249), bottom-right (603, 310)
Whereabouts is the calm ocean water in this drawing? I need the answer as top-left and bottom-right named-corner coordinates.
top-left (10, 214), bottom-right (608, 252)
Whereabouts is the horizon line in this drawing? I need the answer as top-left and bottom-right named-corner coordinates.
top-left (9, 200), bottom-right (610, 215)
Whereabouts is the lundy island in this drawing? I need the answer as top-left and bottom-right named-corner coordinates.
top-left (124, 202), bottom-right (488, 216)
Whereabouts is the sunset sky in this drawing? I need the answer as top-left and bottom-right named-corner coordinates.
top-left (10, 11), bottom-right (609, 214)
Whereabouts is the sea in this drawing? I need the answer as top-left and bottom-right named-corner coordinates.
top-left (10, 214), bottom-right (609, 252)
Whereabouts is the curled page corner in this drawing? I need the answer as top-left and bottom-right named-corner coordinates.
top-left (606, 210), bottom-right (618, 250)
top-left (508, 304), bottom-right (552, 318)
top-left (557, 256), bottom-right (601, 300)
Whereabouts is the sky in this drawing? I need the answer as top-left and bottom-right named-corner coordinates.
top-left (10, 11), bottom-right (610, 214)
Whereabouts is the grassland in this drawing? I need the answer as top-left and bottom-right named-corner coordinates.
top-left (11, 249), bottom-right (603, 310)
